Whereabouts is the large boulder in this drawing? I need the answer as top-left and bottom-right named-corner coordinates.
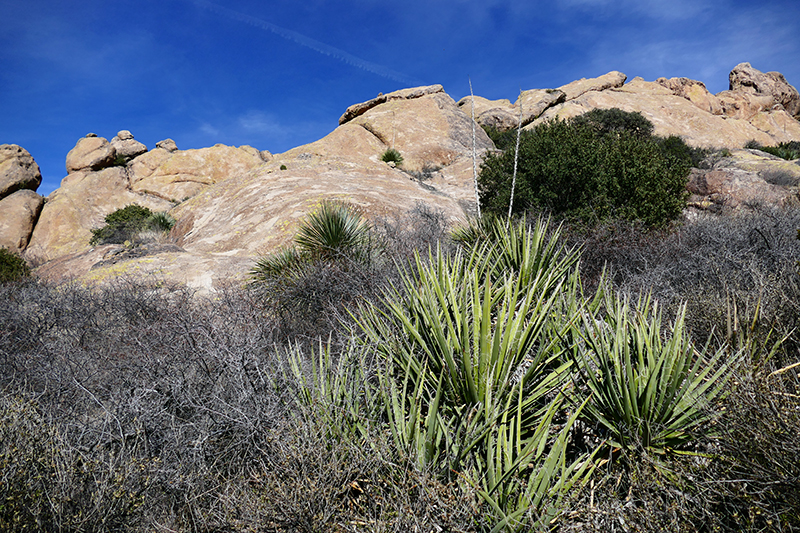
top-left (729, 62), bottom-right (800, 118)
top-left (656, 77), bottom-right (724, 115)
top-left (455, 89), bottom-right (566, 132)
top-left (0, 189), bottom-right (44, 253)
top-left (557, 71), bottom-right (627, 101)
top-left (0, 144), bottom-right (42, 199)
top-left (66, 135), bottom-right (117, 173)
top-left (128, 144), bottom-right (266, 202)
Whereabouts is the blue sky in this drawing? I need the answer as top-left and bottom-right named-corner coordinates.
top-left (3, 0), bottom-right (799, 196)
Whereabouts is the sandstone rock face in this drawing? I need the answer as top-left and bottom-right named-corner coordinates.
top-left (25, 167), bottom-right (175, 263)
top-left (0, 144), bottom-right (42, 198)
top-left (557, 71), bottom-right (627, 101)
top-left (156, 139), bottom-right (178, 152)
top-left (456, 96), bottom-right (518, 131)
top-left (0, 189), bottom-right (44, 253)
top-left (455, 89), bottom-right (566, 132)
top-left (66, 135), bottom-right (116, 173)
top-left (169, 87), bottom-right (490, 263)
top-left (339, 84), bottom-right (446, 124)
top-left (33, 83), bottom-right (488, 293)
top-left (128, 144), bottom-right (265, 202)
top-left (25, 140), bottom-right (264, 264)
top-left (656, 77), bottom-right (723, 115)
top-left (729, 62), bottom-right (800, 118)
top-left (110, 130), bottom-right (147, 159)
top-left (531, 75), bottom-right (783, 149)
top-left (515, 89), bottom-right (566, 126)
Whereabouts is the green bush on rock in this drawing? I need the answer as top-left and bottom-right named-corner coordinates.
top-left (0, 247), bottom-right (30, 283)
top-left (90, 204), bottom-right (176, 245)
top-left (479, 108), bottom-right (693, 227)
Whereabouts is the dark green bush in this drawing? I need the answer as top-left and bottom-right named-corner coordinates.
top-left (571, 107), bottom-right (654, 137)
top-left (747, 140), bottom-right (800, 161)
top-left (90, 204), bottom-right (176, 245)
top-left (0, 247), bottom-right (30, 282)
top-left (479, 109), bottom-right (691, 227)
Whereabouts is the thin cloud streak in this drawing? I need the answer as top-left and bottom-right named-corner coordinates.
top-left (191, 0), bottom-right (424, 87)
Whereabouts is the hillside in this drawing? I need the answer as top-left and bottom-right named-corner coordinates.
top-left (1, 62), bottom-right (799, 291)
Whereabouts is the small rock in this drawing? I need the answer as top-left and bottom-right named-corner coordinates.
top-left (111, 131), bottom-right (147, 160)
top-left (156, 139), bottom-right (178, 152)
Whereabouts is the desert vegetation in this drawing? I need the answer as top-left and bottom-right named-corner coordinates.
top-left (3, 199), bottom-right (799, 531)
top-left (746, 139), bottom-right (800, 161)
top-left (0, 247), bottom-right (30, 283)
top-left (478, 109), bottom-right (702, 227)
top-left (3, 111), bottom-right (800, 530)
top-left (89, 204), bottom-right (176, 246)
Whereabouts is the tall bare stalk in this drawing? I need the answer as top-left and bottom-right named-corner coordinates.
top-left (469, 78), bottom-right (481, 219)
top-left (507, 90), bottom-right (523, 228)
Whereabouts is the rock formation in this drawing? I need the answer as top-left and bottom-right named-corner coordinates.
top-left (4, 63), bottom-right (798, 292)
top-left (686, 149), bottom-right (799, 210)
top-left (25, 132), bottom-right (266, 266)
top-left (110, 130), bottom-right (147, 160)
top-left (0, 144), bottom-right (44, 253)
top-left (466, 64), bottom-right (800, 149)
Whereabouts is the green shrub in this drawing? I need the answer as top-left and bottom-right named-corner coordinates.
top-left (478, 110), bottom-right (691, 227)
top-left (748, 140), bottom-right (800, 161)
top-left (571, 107), bottom-right (654, 137)
top-left (0, 247), bottom-right (30, 282)
top-left (90, 204), bottom-right (176, 245)
top-left (380, 147), bottom-right (404, 165)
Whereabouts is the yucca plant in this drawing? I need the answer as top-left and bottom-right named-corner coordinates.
top-left (566, 291), bottom-right (740, 454)
top-left (355, 218), bottom-right (596, 530)
top-left (284, 340), bottom-right (380, 443)
top-left (251, 200), bottom-right (376, 283)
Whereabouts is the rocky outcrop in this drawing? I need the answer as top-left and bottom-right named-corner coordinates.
top-left (339, 85), bottom-right (446, 124)
top-left (686, 149), bottom-right (799, 210)
top-left (0, 144), bottom-right (42, 198)
top-left (128, 144), bottom-right (265, 202)
top-left (729, 62), bottom-right (800, 118)
top-left (530, 70), bottom-right (800, 149)
top-left (0, 190), bottom-right (44, 253)
top-left (66, 135), bottom-right (117, 173)
top-left (456, 89), bottom-right (566, 131)
top-left (110, 130), bottom-right (147, 160)
top-left (15, 64), bottom-right (800, 293)
top-left (24, 167), bottom-right (175, 263)
top-left (656, 77), bottom-right (723, 115)
top-left (169, 87), bottom-right (491, 258)
top-left (25, 136), bottom-right (266, 265)
top-left (556, 71), bottom-right (627, 101)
